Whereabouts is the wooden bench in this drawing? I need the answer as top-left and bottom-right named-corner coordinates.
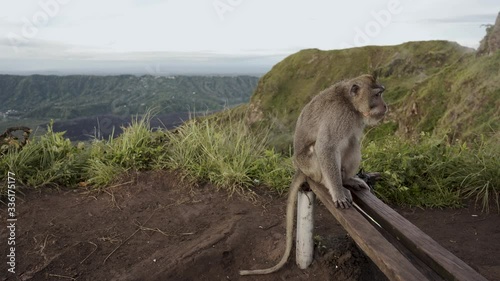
top-left (298, 181), bottom-right (488, 281)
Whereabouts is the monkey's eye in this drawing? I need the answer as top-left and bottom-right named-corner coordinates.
top-left (373, 87), bottom-right (384, 97)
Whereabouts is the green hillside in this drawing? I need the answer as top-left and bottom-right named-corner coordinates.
top-left (246, 41), bottom-right (499, 146)
top-left (235, 38), bottom-right (499, 210)
top-left (0, 74), bottom-right (258, 123)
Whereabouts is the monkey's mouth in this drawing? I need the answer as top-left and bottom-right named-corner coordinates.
top-left (370, 108), bottom-right (387, 119)
top-left (364, 109), bottom-right (387, 125)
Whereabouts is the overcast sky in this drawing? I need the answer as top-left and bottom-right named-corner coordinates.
top-left (0, 0), bottom-right (498, 75)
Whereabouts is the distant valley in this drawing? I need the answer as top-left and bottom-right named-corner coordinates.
top-left (0, 74), bottom-right (259, 140)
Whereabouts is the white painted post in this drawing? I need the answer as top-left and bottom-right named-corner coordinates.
top-left (296, 189), bottom-right (315, 269)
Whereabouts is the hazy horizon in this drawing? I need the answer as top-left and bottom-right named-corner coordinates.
top-left (0, 54), bottom-right (277, 76)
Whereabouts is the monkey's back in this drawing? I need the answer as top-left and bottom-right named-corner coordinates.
top-left (293, 82), bottom-right (360, 155)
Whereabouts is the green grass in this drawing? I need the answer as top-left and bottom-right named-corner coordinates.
top-left (84, 110), bottom-right (164, 188)
top-left (0, 110), bottom-right (293, 198)
top-left (0, 121), bottom-right (87, 189)
top-left (156, 112), bottom-right (293, 196)
top-left (362, 133), bottom-right (500, 212)
top-left (0, 111), bottom-right (497, 213)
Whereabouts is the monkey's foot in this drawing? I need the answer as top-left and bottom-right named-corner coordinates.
top-left (343, 177), bottom-right (370, 191)
top-left (343, 187), bottom-right (353, 201)
top-left (331, 188), bottom-right (352, 209)
top-left (356, 170), bottom-right (382, 189)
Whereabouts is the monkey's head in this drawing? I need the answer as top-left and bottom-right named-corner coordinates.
top-left (348, 74), bottom-right (388, 126)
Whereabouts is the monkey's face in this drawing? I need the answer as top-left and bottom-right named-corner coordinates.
top-left (350, 75), bottom-right (388, 126)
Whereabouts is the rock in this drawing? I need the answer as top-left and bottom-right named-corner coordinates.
top-left (478, 12), bottom-right (500, 55)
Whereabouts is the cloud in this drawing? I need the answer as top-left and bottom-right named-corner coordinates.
top-left (0, 17), bottom-right (24, 31)
top-left (422, 13), bottom-right (497, 24)
top-left (0, 38), bottom-right (104, 59)
top-left (0, 37), bottom-right (282, 75)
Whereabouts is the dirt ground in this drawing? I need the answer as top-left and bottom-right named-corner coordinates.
top-left (1, 171), bottom-right (499, 281)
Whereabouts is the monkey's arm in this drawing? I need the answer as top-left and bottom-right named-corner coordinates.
top-left (315, 133), bottom-right (351, 209)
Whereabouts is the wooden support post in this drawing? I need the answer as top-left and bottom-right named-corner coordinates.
top-left (296, 188), bottom-right (315, 269)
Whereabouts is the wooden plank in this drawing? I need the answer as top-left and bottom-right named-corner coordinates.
top-left (351, 188), bottom-right (488, 281)
top-left (357, 208), bottom-right (445, 281)
top-left (308, 180), bottom-right (429, 281)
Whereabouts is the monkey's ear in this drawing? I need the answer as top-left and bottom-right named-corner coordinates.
top-left (350, 84), bottom-right (360, 96)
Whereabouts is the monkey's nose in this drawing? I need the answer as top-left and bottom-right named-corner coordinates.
top-left (380, 85), bottom-right (385, 92)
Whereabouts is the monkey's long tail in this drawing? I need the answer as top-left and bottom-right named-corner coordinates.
top-left (239, 172), bottom-right (306, 276)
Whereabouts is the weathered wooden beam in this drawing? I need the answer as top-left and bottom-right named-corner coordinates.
top-left (351, 188), bottom-right (488, 281)
top-left (356, 208), bottom-right (445, 281)
top-left (308, 180), bottom-right (429, 281)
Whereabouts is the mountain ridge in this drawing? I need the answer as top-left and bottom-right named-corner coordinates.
top-left (0, 74), bottom-right (259, 132)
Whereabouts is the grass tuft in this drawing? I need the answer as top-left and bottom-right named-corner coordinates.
top-left (85, 110), bottom-right (163, 189)
top-left (0, 122), bottom-right (87, 190)
top-left (157, 112), bottom-right (293, 196)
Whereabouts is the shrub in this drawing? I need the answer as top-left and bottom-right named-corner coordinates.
top-left (0, 122), bottom-right (87, 192)
top-left (362, 133), bottom-right (500, 212)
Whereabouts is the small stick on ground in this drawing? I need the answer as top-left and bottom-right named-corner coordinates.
top-left (103, 209), bottom-right (157, 264)
top-left (48, 274), bottom-right (76, 280)
top-left (134, 221), bottom-right (174, 237)
top-left (80, 241), bottom-right (98, 264)
top-left (103, 228), bottom-right (141, 264)
top-left (104, 190), bottom-right (122, 210)
top-left (37, 234), bottom-right (55, 256)
top-left (107, 180), bottom-right (134, 189)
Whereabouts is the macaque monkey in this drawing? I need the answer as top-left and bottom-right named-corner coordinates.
top-left (240, 74), bottom-right (387, 275)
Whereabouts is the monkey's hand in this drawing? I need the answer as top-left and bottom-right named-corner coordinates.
top-left (343, 177), bottom-right (370, 191)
